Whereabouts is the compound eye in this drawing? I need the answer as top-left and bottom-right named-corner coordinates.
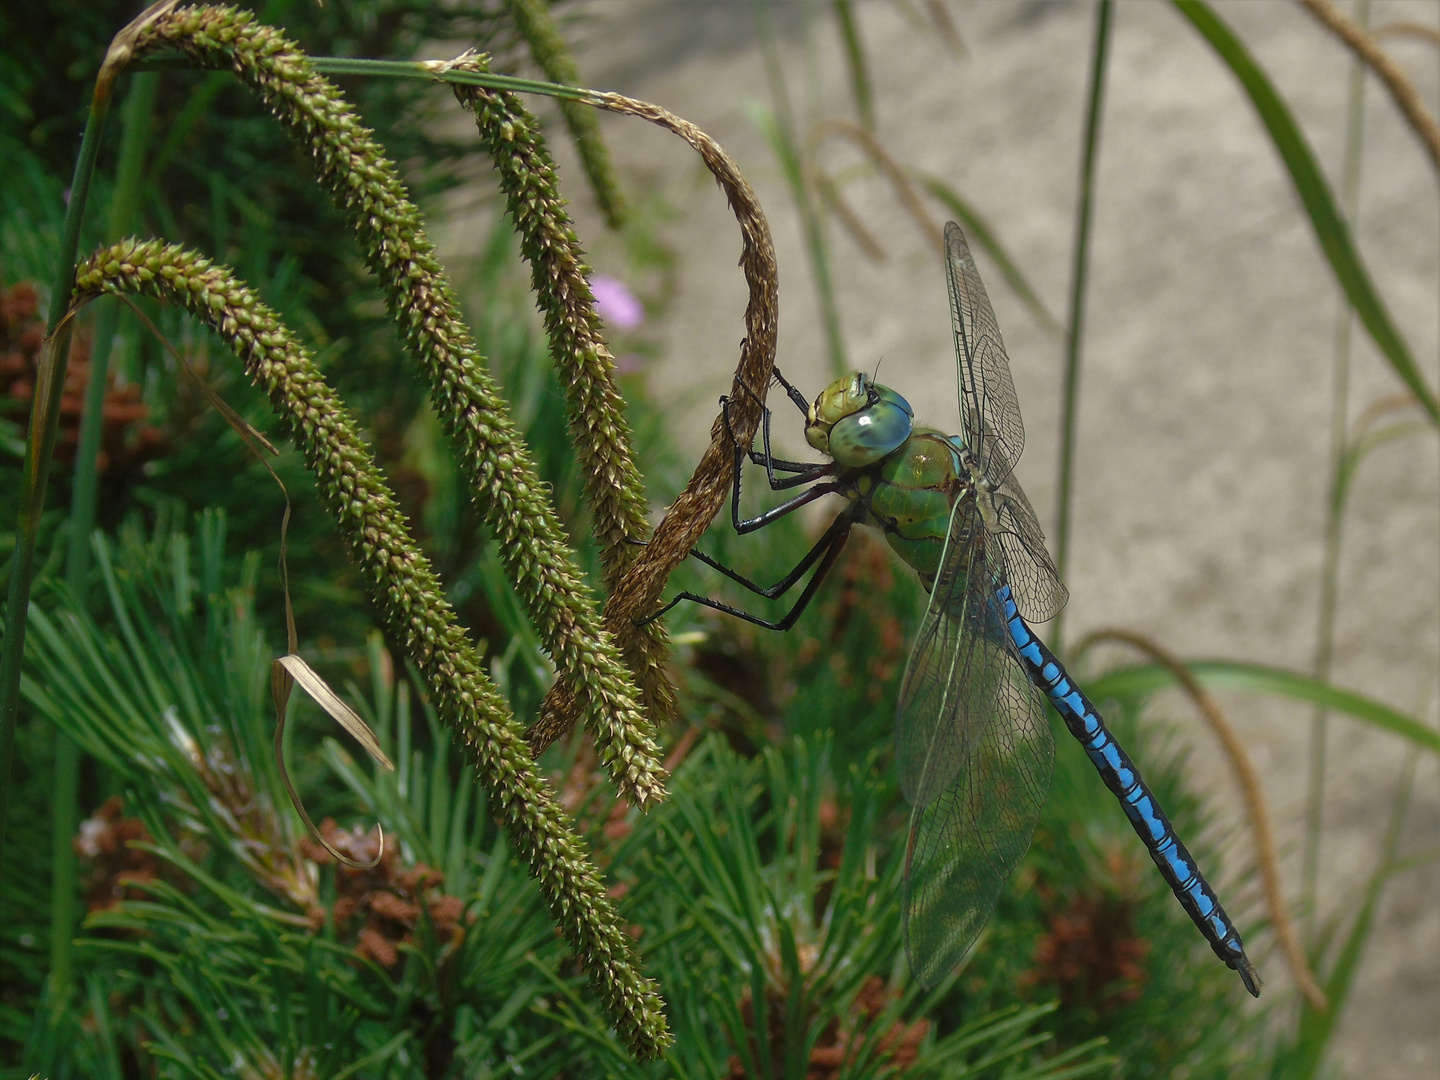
top-left (828, 395), bottom-right (912, 467)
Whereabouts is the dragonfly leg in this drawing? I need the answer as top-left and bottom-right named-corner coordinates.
top-left (770, 365), bottom-right (811, 417)
top-left (718, 393), bottom-right (841, 533)
top-left (695, 506), bottom-right (859, 597)
top-left (722, 391), bottom-right (831, 493)
top-left (733, 476), bottom-right (845, 535)
top-left (639, 511), bottom-right (856, 631)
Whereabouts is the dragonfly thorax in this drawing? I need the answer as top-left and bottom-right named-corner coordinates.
top-left (805, 372), bottom-right (916, 468)
top-left (843, 427), bottom-right (974, 591)
top-left (963, 455), bottom-right (1003, 533)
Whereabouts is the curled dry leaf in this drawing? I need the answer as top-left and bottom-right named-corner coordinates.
top-left (272, 652), bottom-right (394, 870)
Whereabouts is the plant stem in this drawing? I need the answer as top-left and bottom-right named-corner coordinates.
top-left (1289, 751), bottom-right (1416, 1079)
top-left (753, 0), bottom-right (847, 378)
top-left (1173, 0), bottom-right (1436, 423)
top-left (0, 81), bottom-right (112, 888)
top-left (1052, 0), bottom-right (1113, 651)
top-left (833, 0), bottom-right (875, 130)
top-left (1303, 0), bottom-right (1370, 946)
top-left (65, 71), bottom-right (157, 607)
top-left (48, 68), bottom-right (159, 1001)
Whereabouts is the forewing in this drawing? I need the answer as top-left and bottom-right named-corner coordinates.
top-left (895, 498), bottom-right (1054, 988)
top-left (946, 221), bottom-right (1026, 488)
top-left (990, 475), bottom-right (1069, 625)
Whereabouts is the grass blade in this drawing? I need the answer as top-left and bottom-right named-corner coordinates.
top-left (1086, 659), bottom-right (1440, 755)
top-left (1054, 0), bottom-right (1114, 649)
top-left (506, 0), bottom-right (627, 227)
top-left (916, 175), bottom-right (1061, 336)
top-left (750, 0), bottom-right (848, 379)
top-left (1171, 0), bottom-right (1439, 424)
top-left (0, 75), bottom-right (113, 883)
top-left (832, 0), bottom-right (875, 129)
top-left (49, 69), bottom-right (161, 1001)
top-left (1304, 0), bottom-right (1373, 947)
top-left (1282, 755), bottom-right (1416, 1080)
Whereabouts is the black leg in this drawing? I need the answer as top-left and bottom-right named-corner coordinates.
top-left (771, 365), bottom-right (812, 417)
top-left (697, 507), bottom-right (857, 597)
top-left (718, 391), bottom-right (838, 541)
top-left (722, 391), bottom-right (831, 490)
top-left (734, 475), bottom-right (845, 535)
top-left (639, 513), bottom-right (856, 632)
top-left (636, 366), bottom-right (858, 631)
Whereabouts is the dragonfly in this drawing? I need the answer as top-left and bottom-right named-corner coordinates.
top-left (648, 221), bottom-right (1261, 996)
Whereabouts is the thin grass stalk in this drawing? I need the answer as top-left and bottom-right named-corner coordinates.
top-left (815, 169), bottom-right (887, 260)
top-left (0, 72), bottom-right (117, 886)
top-left (915, 174), bottom-right (1063, 336)
top-left (504, 0), bottom-right (628, 227)
top-left (65, 74), bottom-right (160, 595)
top-left (47, 68), bottom-right (161, 1003)
top-left (1052, 0), bottom-right (1113, 652)
top-left (809, 118), bottom-right (943, 257)
top-left (72, 240), bottom-right (670, 1057)
top-left (1295, 0), bottom-right (1440, 173)
top-left (130, 4), bottom-right (665, 806)
top-left (1083, 657), bottom-right (1439, 753)
top-left (832, 0), bottom-right (875, 130)
top-left (754, 0), bottom-right (847, 378)
top-left (46, 734), bottom-right (82, 1004)
top-left (1289, 752), bottom-right (1417, 1079)
top-left (1304, 0), bottom-right (1370, 948)
top-left (922, 0), bottom-right (967, 55)
top-left (1373, 21), bottom-right (1440, 46)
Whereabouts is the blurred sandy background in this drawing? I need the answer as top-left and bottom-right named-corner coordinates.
top-left (435, 2), bottom-right (1439, 1074)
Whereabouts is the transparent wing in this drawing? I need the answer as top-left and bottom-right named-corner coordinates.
top-left (895, 496), bottom-right (1054, 988)
top-left (946, 221), bottom-right (1025, 489)
top-left (990, 475), bottom-right (1069, 624)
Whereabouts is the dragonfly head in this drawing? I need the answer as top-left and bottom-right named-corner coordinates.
top-left (805, 372), bottom-right (914, 467)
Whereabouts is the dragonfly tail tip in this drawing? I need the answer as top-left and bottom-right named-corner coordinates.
top-left (1235, 954), bottom-right (1262, 998)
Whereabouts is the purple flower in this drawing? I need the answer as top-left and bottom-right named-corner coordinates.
top-left (590, 274), bottom-right (645, 331)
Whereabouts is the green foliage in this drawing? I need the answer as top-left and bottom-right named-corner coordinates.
top-left (4, 0), bottom-right (673, 1057)
top-left (5, 501), bottom-right (1264, 1076)
top-left (1, 0), bottom-right (1432, 1075)
top-left (72, 228), bottom-right (666, 1055)
top-left (19, 514), bottom-right (567, 1077)
top-left (555, 735), bottom-right (1111, 1078)
top-left (9, 513), bottom-right (1111, 1076)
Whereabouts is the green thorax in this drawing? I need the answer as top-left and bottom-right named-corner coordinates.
top-left (804, 373), bottom-right (974, 589)
top-left (852, 430), bottom-right (968, 587)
